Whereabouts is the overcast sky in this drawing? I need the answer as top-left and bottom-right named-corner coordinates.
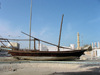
top-left (0, 0), bottom-right (100, 48)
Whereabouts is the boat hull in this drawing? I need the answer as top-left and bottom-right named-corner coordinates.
top-left (14, 56), bottom-right (79, 61)
top-left (8, 49), bottom-right (86, 60)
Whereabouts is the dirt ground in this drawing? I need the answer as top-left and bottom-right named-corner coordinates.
top-left (0, 63), bottom-right (100, 75)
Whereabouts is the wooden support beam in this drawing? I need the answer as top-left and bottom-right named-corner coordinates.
top-left (34, 38), bottom-right (36, 50)
top-left (21, 31), bottom-right (70, 49)
top-left (0, 41), bottom-right (7, 48)
top-left (38, 40), bottom-right (40, 50)
top-left (6, 40), bottom-right (14, 50)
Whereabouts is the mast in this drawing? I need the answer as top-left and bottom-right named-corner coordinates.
top-left (58, 14), bottom-right (64, 51)
top-left (29, 0), bottom-right (32, 49)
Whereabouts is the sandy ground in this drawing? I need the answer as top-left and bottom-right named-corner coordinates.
top-left (0, 63), bottom-right (100, 75)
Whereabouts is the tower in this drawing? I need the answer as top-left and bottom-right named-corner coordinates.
top-left (77, 32), bottom-right (80, 50)
top-left (92, 42), bottom-right (94, 49)
top-left (98, 42), bottom-right (100, 48)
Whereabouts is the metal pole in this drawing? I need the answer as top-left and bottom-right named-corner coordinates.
top-left (58, 14), bottom-right (64, 51)
top-left (29, 0), bottom-right (32, 50)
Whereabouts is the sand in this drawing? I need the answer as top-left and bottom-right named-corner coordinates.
top-left (0, 62), bottom-right (100, 75)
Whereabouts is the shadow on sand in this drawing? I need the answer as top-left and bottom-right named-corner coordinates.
top-left (50, 71), bottom-right (100, 75)
top-left (50, 65), bottom-right (100, 75)
top-left (79, 64), bottom-right (100, 67)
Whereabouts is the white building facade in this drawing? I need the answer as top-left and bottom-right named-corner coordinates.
top-left (40, 44), bottom-right (75, 51)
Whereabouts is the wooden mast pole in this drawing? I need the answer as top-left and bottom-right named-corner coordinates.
top-left (58, 14), bottom-right (64, 51)
top-left (21, 31), bottom-right (70, 49)
top-left (29, 0), bottom-right (32, 50)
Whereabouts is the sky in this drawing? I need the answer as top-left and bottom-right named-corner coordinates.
top-left (0, 0), bottom-right (100, 49)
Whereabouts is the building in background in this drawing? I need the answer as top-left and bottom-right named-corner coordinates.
top-left (91, 42), bottom-right (100, 58)
top-left (7, 42), bottom-right (20, 50)
top-left (40, 44), bottom-right (75, 51)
